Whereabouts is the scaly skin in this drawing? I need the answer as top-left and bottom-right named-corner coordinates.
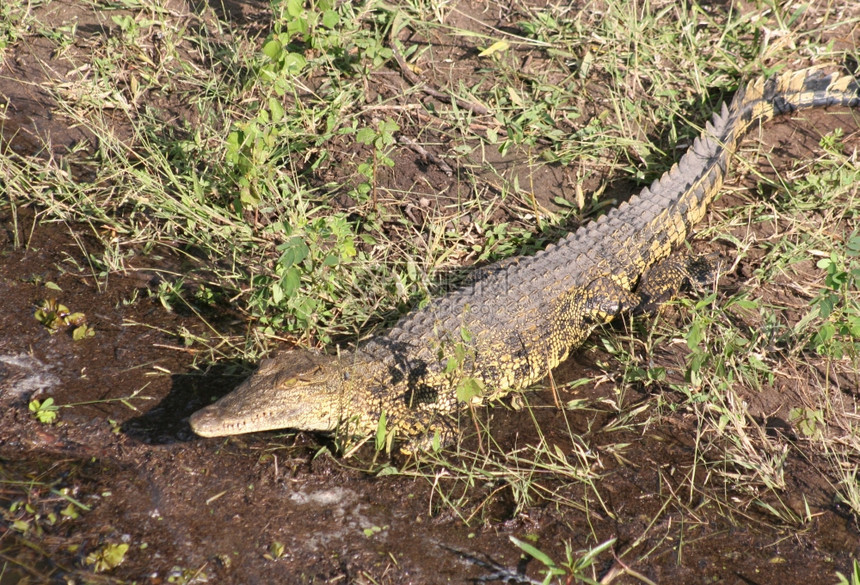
top-left (190, 68), bottom-right (860, 444)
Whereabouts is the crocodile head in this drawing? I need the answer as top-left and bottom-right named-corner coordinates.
top-left (190, 350), bottom-right (362, 437)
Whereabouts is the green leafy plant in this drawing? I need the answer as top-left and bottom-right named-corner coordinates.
top-left (354, 118), bottom-right (400, 203)
top-left (85, 543), bottom-right (129, 573)
top-left (29, 398), bottom-right (59, 424)
top-left (789, 407), bottom-right (825, 439)
top-left (809, 231), bottom-right (860, 357)
top-left (509, 535), bottom-right (617, 584)
top-left (34, 299), bottom-right (91, 339)
top-left (226, 0), bottom-right (389, 210)
top-left (246, 215), bottom-right (362, 341)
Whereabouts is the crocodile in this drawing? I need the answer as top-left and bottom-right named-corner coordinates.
top-left (190, 67), bottom-right (860, 447)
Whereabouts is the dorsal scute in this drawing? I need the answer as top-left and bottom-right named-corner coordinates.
top-left (704, 120), bottom-right (719, 138)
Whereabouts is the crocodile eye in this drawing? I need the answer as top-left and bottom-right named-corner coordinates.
top-left (296, 366), bottom-right (324, 383)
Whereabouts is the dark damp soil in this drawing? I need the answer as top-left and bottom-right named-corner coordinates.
top-left (2, 1), bottom-right (860, 584)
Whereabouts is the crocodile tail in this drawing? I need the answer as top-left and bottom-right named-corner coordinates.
top-left (583, 67), bottom-right (860, 291)
top-left (656, 67), bottom-right (859, 237)
top-left (720, 67), bottom-right (860, 160)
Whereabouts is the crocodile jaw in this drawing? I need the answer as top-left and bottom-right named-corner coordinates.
top-left (189, 350), bottom-right (347, 437)
top-left (189, 390), bottom-right (338, 437)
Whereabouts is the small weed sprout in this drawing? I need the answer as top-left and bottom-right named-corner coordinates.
top-left (809, 231), bottom-right (860, 358)
top-left (835, 559), bottom-right (860, 585)
top-left (85, 543), bottom-right (130, 573)
top-left (509, 535), bottom-right (617, 585)
top-left (29, 398), bottom-right (59, 424)
top-left (354, 118), bottom-right (400, 204)
top-left (34, 299), bottom-right (92, 340)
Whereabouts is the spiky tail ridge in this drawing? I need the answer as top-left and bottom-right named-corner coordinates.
top-left (614, 67), bottom-right (860, 273)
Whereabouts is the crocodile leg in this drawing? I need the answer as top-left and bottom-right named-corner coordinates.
top-left (632, 255), bottom-right (691, 314)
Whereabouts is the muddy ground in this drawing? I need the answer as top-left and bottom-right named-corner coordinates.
top-left (2, 0), bottom-right (860, 583)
